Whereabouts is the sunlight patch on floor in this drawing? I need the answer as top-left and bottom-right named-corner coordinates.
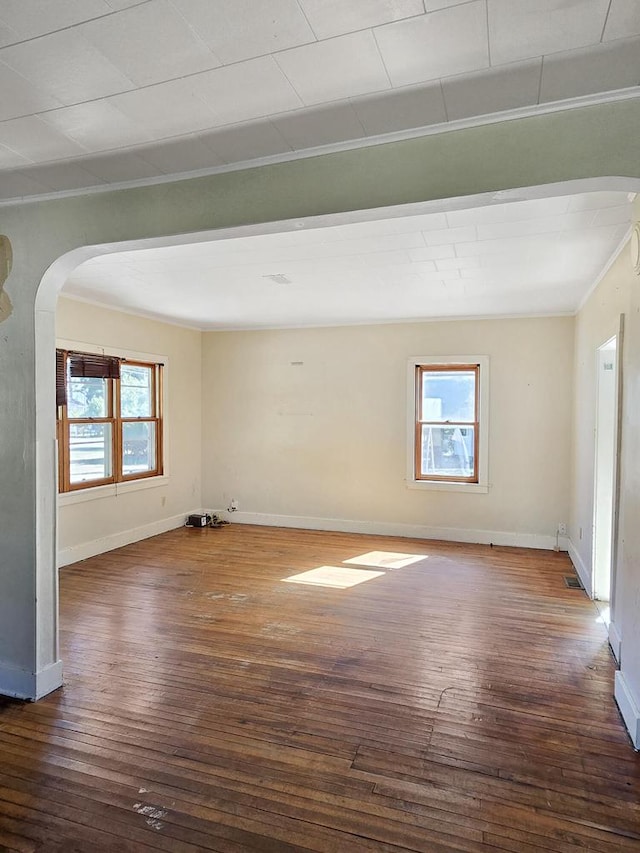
top-left (343, 551), bottom-right (428, 570)
top-left (282, 566), bottom-right (385, 589)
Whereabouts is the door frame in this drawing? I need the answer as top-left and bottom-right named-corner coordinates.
top-left (592, 315), bottom-right (624, 610)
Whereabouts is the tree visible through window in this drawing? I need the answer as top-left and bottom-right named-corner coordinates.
top-left (56, 350), bottom-right (163, 491)
top-left (415, 364), bottom-right (479, 483)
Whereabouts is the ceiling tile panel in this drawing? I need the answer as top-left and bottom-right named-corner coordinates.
top-left (168, 0), bottom-right (315, 64)
top-left (568, 191), bottom-right (634, 210)
top-left (423, 225), bottom-right (477, 245)
top-left (435, 257), bottom-right (482, 270)
top-left (591, 205), bottom-right (634, 227)
top-left (442, 59), bottom-right (541, 120)
top-left (109, 79), bottom-right (221, 137)
top-left (40, 101), bottom-right (156, 152)
top-left (353, 83), bottom-right (447, 135)
top-left (0, 0), bottom-right (112, 41)
top-left (0, 61), bottom-right (63, 121)
top-left (81, 0), bottom-right (220, 87)
top-left (0, 115), bottom-right (88, 161)
top-left (603, 0), bottom-right (640, 41)
top-left (0, 144), bottom-right (31, 168)
top-left (488, 0), bottom-right (610, 65)
top-left (272, 103), bottom-right (365, 149)
top-left (201, 120), bottom-right (291, 163)
top-left (135, 134), bottom-right (226, 174)
top-left (455, 234), bottom-right (560, 258)
top-left (540, 37), bottom-right (640, 102)
top-left (424, 0), bottom-right (476, 8)
top-left (104, 0), bottom-right (152, 9)
top-left (0, 21), bottom-right (19, 49)
top-left (375, 2), bottom-right (489, 87)
top-left (298, 0), bottom-right (425, 40)
top-left (476, 211), bottom-right (596, 240)
top-left (276, 31), bottom-right (391, 104)
top-left (410, 262), bottom-right (459, 279)
top-left (446, 196), bottom-right (571, 226)
top-left (408, 245), bottom-right (456, 261)
top-left (190, 57), bottom-right (303, 123)
top-left (0, 29), bottom-right (135, 105)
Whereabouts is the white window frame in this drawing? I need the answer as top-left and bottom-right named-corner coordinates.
top-left (57, 339), bottom-right (169, 506)
top-left (406, 355), bottom-right (489, 493)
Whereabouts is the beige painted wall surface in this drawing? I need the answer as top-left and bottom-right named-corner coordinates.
top-left (56, 297), bottom-right (202, 560)
top-left (202, 317), bottom-right (573, 542)
top-left (570, 247), bottom-right (632, 595)
top-left (615, 198), bottom-right (640, 708)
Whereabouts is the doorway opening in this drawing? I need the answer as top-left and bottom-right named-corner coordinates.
top-left (592, 329), bottom-right (622, 614)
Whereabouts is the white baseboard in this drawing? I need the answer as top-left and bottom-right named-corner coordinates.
top-left (568, 538), bottom-right (592, 596)
top-left (57, 511), bottom-right (197, 568)
top-left (609, 621), bottom-right (622, 663)
top-left (615, 670), bottom-right (640, 750)
top-left (223, 511), bottom-right (569, 551)
top-left (0, 659), bottom-right (63, 701)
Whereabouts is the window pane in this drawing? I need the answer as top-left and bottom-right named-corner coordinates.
top-left (67, 376), bottom-right (108, 418)
top-left (69, 423), bottom-right (112, 483)
top-left (420, 424), bottom-right (475, 478)
top-left (120, 364), bottom-right (153, 417)
top-left (122, 421), bottom-right (156, 476)
top-left (422, 370), bottom-right (475, 423)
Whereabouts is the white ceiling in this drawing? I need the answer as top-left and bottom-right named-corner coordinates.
top-left (62, 190), bottom-right (633, 329)
top-left (1, 0), bottom-right (639, 201)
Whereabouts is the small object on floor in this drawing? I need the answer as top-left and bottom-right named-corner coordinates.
top-left (209, 514), bottom-right (229, 528)
top-left (186, 513), bottom-right (211, 527)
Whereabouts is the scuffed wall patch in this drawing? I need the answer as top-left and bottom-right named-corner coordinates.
top-left (0, 236), bottom-right (13, 323)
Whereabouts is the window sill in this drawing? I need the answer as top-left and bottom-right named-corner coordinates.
top-left (58, 475), bottom-right (169, 506)
top-left (406, 479), bottom-right (489, 494)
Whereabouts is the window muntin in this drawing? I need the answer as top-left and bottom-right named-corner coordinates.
top-left (57, 351), bottom-right (163, 492)
top-left (415, 364), bottom-right (479, 483)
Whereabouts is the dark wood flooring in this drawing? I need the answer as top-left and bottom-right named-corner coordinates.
top-left (1, 525), bottom-right (639, 852)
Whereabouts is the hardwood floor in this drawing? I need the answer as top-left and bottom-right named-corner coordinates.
top-left (1, 525), bottom-right (639, 852)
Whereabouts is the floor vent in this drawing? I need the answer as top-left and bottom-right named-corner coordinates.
top-left (564, 575), bottom-right (583, 589)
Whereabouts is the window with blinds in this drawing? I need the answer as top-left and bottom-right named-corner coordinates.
top-left (56, 349), bottom-right (163, 491)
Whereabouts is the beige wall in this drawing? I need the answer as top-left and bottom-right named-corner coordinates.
top-left (202, 316), bottom-right (574, 545)
top-left (570, 247), bottom-right (631, 593)
top-left (614, 199), bottom-right (640, 724)
top-left (56, 296), bottom-right (202, 563)
top-left (571, 197), bottom-right (640, 743)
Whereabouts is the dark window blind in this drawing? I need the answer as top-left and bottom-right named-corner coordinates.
top-left (55, 349), bottom-right (66, 407)
top-left (69, 352), bottom-right (121, 379)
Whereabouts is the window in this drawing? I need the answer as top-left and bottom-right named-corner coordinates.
top-left (56, 349), bottom-right (163, 492)
top-left (407, 356), bottom-right (489, 492)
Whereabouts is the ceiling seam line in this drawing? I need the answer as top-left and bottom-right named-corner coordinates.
top-left (600, 0), bottom-right (614, 42)
top-left (0, 0), bottom-right (155, 51)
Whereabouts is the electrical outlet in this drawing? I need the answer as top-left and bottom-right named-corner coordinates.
top-left (228, 498), bottom-right (238, 512)
top-left (558, 522), bottom-right (567, 535)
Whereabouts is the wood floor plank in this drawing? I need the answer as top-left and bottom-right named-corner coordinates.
top-left (1, 525), bottom-right (639, 851)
